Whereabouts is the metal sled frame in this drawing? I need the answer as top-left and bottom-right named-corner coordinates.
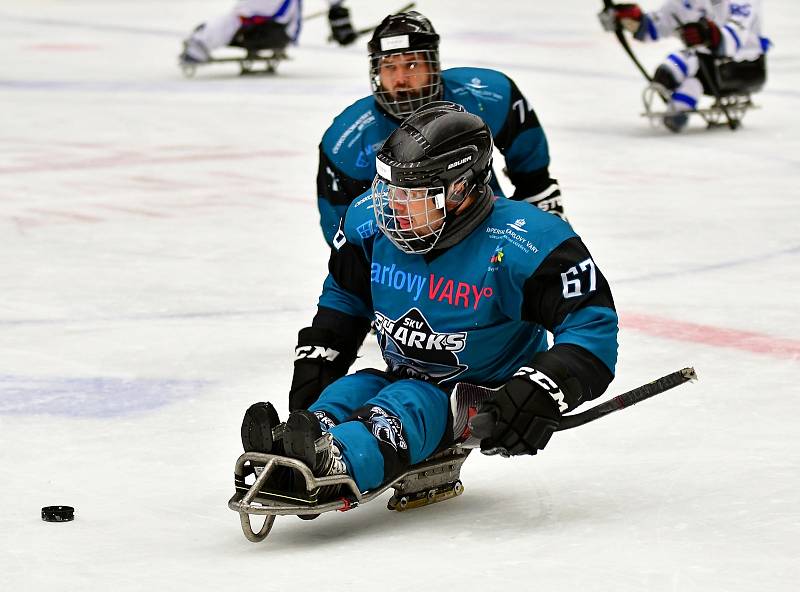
top-left (641, 82), bottom-right (758, 130)
top-left (228, 447), bottom-right (471, 543)
top-left (181, 48), bottom-right (288, 78)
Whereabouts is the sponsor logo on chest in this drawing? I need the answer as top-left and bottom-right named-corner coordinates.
top-left (485, 220), bottom-right (539, 254)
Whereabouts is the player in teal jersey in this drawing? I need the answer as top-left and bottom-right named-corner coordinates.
top-left (243, 103), bottom-right (617, 494)
top-left (316, 11), bottom-right (563, 246)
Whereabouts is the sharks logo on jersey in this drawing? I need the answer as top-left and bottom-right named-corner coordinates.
top-left (374, 308), bottom-right (468, 381)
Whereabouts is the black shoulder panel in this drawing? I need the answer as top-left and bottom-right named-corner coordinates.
top-left (493, 75), bottom-right (542, 151)
top-left (521, 237), bottom-right (615, 330)
top-left (328, 237), bottom-right (374, 312)
top-left (317, 146), bottom-right (373, 207)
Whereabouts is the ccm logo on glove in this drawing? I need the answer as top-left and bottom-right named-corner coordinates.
top-left (295, 346), bottom-right (341, 362)
top-left (513, 366), bottom-right (568, 412)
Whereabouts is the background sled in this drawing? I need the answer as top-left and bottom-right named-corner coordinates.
top-left (181, 50), bottom-right (288, 77)
top-left (641, 82), bottom-right (758, 130)
top-left (640, 54), bottom-right (766, 131)
top-left (181, 21), bottom-right (290, 78)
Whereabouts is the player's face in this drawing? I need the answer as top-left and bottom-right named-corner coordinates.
top-left (378, 52), bottom-right (433, 99)
top-left (387, 186), bottom-right (445, 234)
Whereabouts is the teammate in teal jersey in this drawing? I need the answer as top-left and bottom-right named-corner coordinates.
top-left (316, 10), bottom-right (563, 246)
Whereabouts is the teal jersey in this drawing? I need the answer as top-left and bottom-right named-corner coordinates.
top-left (317, 67), bottom-right (557, 245)
top-left (317, 194), bottom-right (617, 405)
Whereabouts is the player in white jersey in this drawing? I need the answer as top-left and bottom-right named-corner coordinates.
top-left (600, 1), bottom-right (768, 131)
top-left (179, 0), bottom-right (356, 65)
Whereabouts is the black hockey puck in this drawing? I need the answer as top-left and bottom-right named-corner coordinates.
top-left (41, 506), bottom-right (74, 522)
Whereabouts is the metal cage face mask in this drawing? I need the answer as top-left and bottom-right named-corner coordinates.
top-left (371, 176), bottom-right (447, 254)
top-left (370, 50), bottom-right (442, 119)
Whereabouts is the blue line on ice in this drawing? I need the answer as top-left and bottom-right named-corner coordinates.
top-left (0, 13), bottom-right (184, 37)
top-left (0, 374), bottom-right (211, 417)
top-left (616, 244), bottom-right (800, 283)
top-left (0, 307), bottom-right (308, 327)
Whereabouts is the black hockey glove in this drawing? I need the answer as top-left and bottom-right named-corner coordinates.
top-left (289, 326), bottom-right (357, 411)
top-left (328, 4), bottom-right (357, 46)
top-left (505, 166), bottom-right (566, 221)
top-left (527, 192), bottom-right (566, 220)
top-left (474, 367), bottom-right (569, 457)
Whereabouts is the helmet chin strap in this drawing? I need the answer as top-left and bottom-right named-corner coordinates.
top-left (432, 184), bottom-right (493, 251)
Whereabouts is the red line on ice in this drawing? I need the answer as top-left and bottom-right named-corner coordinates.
top-left (94, 205), bottom-right (168, 218)
top-left (26, 208), bottom-right (104, 223)
top-left (25, 43), bottom-right (102, 51)
top-left (621, 313), bottom-right (800, 360)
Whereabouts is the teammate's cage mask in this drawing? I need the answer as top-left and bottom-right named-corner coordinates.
top-left (368, 12), bottom-right (442, 120)
top-left (371, 102), bottom-right (494, 255)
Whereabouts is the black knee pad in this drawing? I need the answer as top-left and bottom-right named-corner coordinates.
top-left (653, 65), bottom-right (680, 90)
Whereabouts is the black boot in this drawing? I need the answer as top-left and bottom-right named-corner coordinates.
top-left (241, 401), bottom-right (284, 454)
top-left (240, 402), bottom-right (292, 493)
top-left (284, 410), bottom-right (349, 504)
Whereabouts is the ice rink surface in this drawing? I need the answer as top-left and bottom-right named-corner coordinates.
top-left (1, 0), bottom-right (798, 589)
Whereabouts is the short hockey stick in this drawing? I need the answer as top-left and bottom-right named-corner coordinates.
top-left (468, 367), bottom-right (697, 439)
top-left (558, 366), bottom-right (696, 430)
top-left (602, 0), bottom-right (653, 83)
top-left (303, 8), bottom-right (332, 21)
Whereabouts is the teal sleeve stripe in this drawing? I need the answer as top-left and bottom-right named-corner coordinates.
top-left (553, 306), bottom-right (619, 373)
top-left (318, 275), bottom-right (373, 319)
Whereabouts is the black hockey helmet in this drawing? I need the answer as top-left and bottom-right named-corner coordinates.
top-left (367, 11), bottom-right (442, 119)
top-left (371, 101), bottom-right (494, 254)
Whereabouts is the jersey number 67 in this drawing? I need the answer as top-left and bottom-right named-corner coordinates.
top-left (561, 258), bottom-right (597, 299)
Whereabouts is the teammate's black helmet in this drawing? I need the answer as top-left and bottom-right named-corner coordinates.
top-left (367, 11), bottom-right (442, 119)
top-left (372, 101), bottom-right (494, 254)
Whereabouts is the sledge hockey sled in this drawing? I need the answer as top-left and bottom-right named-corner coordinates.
top-left (228, 446), bottom-right (471, 542)
top-left (181, 21), bottom-right (290, 78)
top-left (640, 56), bottom-right (765, 131)
top-left (180, 49), bottom-right (288, 77)
top-left (228, 368), bottom-right (697, 542)
top-left (227, 381), bottom-right (491, 543)
top-left (641, 82), bottom-right (757, 130)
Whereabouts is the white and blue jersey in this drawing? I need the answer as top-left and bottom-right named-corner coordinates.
top-left (635, 0), bottom-right (767, 61)
top-left (317, 67), bottom-right (558, 245)
top-left (190, 0), bottom-right (310, 53)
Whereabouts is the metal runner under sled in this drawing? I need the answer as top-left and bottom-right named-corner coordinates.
top-left (181, 48), bottom-right (288, 78)
top-left (228, 381), bottom-right (494, 542)
top-left (228, 447), bottom-right (471, 542)
top-left (641, 82), bottom-right (757, 130)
